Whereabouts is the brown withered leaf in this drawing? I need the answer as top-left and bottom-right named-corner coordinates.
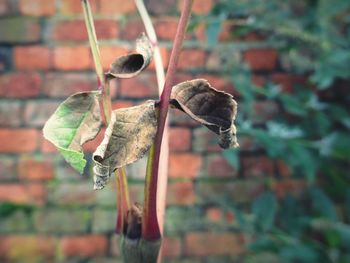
top-left (170, 79), bottom-right (239, 149)
top-left (107, 33), bottom-right (153, 79)
top-left (92, 100), bottom-right (158, 189)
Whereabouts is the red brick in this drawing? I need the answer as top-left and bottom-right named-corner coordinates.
top-left (0, 1), bottom-right (17, 16)
top-left (252, 75), bottom-right (267, 87)
top-left (178, 49), bottom-right (206, 69)
top-left (277, 160), bottom-right (290, 177)
top-left (23, 101), bottom-right (60, 127)
top-left (252, 101), bottom-right (279, 124)
top-left (271, 73), bottom-right (307, 93)
top-left (14, 46), bottom-right (51, 70)
top-left (19, 0), bottom-right (55, 16)
top-left (0, 72), bottom-right (41, 98)
top-left (272, 179), bottom-right (305, 199)
top-left (41, 140), bottom-right (57, 153)
top-left (206, 207), bottom-right (222, 222)
top-left (99, 0), bottom-right (136, 15)
top-left (53, 46), bottom-right (92, 70)
top-left (60, 235), bottom-right (107, 257)
top-left (0, 17), bottom-right (41, 43)
top-left (52, 20), bottom-right (119, 42)
top-left (0, 184), bottom-right (45, 205)
top-left (119, 73), bottom-right (158, 98)
top-left (242, 156), bottom-right (274, 177)
top-left (185, 232), bottom-right (244, 256)
top-left (178, 0), bottom-right (213, 15)
top-left (121, 19), bottom-right (144, 40)
top-left (218, 21), bottom-right (235, 42)
top-left (244, 48), bottom-right (278, 71)
top-left (206, 154), bottom-right (238, 177)
top-left (169, 153), bottom-right (202, 178)
top-left (60, 0), bottom-right (97, 14)
top-left (43, 72), bottom-right (96, 97)
top-left (111, 100), bottom-right (134, 109)
top-left (162, 237), bottom-right (181, 259)
top-left (18, 158), bottom-right (54, 181)
top-left (0, 236), bottom-right (56, 260)
top-left (169, 127), bottom-right (191, 152)
top-left (155, 17), bottom-right (178, 40)
top-left (0, 129), bottom-right (39, 153)
top-left (167, 181), bottom-right (195, 205)
top-left (148, 46), bottom-right (169, 71)
top-left (100, 46), bottom-right (129, 70)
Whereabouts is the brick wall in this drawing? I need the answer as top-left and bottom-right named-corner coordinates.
top-left (0, 0), bottom-right (301, 262)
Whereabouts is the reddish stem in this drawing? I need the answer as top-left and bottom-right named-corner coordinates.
top-left (142, 0), bottom-right (193, 241)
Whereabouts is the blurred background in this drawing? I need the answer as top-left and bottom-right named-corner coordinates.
top-left (0, 0), bottom-right (349, 262)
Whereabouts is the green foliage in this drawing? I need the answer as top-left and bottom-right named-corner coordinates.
top-left (0, 203), bottom-right (34, 218)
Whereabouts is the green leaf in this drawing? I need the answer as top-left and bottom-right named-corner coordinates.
top-left (43, 91), bottom-right (102, 173)
top-left (252, 191), bottom-right (278, 232)
top-left (310, 188), bottom-right (338, 221)
top-left (223, 149), bottom-right (240, 170)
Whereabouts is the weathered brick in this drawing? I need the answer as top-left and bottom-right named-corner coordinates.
top-left (167, 181), bottom-right (196, 205)
top-left (169, 108), bottom-right (200, 127)
top-left (99, 0), bottom-right (136, 15)
top-left (0, 17), bottom-right (41, 43)
top-left (272, 179), bottom-right (305, 199)
top-left (60, 235), bottom-right (108, 257)
top-left (0, 129), bottom-right (39, 153)
top-left (0, 183), bottom-right (45, 205)
top-left (52, 20), bottom-right (119, 41)
top-left (18, 158), bottom-right (54, 181)
top-left (110, 235), bottom-right (120, 256)
top-left (23, 101), bottom-right (59, 127)
top-left (53, 46), bottom-right (92, 70)
top-left (178, 0), bottom-right (213, 15)
top-left (242, 156), bottom-right (274, 177)
top-left (0, 101), bottom-right (22, 127)
top-left (148, 46), bottom-right (169, 71)
top-left (19, 0), bottom-right (55, 16)
top-left (125, 156), bottom-right (148, 180)
top-left (0, 155), bottom-right (17, 181)
top-left (0, 210), bottom-right (32, 233)
top-left (0, 236), bottom-right (56, 261)
top-left (169, 127), bottom-right (191, 152)
top-left (252, 101), bottom-right (279, 124)
top-left (119, 73), bottom-right (158, 98)
top-left (203, 153), bottom-right (238, 178)
top-left (244, 48), bottom-right (278, 71)
top-left (121, 19), bottom-right (144, 40)
top-left (92, 209), bottom-right (116, 233)
top-left (178, 49), bottom-right (206, 69)
top-left (206, 207), bottom-right (222, 223)
top-left (169, 153), bottom-right (202, 178)
top-left (162, 237), bottom-right (182, 259)
top-left (271, 73), bottom-right (307, 93)
top-left (277, 160), bottom-right (290, 177)
top-left (0, 72), bottom-right (41, 98)
top-left (34, 209), bottom-right (91, 233)
top-left (185, 232), bottom-right (244, 256)
top-left (218, 21), bottom-right (235, 42)
top-left (43, 72), bottom-right (96, 97)
top-left (14, 46), bottom-right (51, 70)
top-left (206, 47), bottom-right (241, 72)
top-left (48, 182), bottom-right (96, 206)
top-left (146, 0), bottom-right (177, 15)
top-left (0, 47), bottom-right (12, 71)
top-left (60, 0), bottom-right (98, 14)
top-left (100, 46), bottom-right (129, 70)
top-left (95, 183), bottom-right (117, 207)
top-left (196, 180), bottom-right (264, 204)
top-left (155, 17), bottom-right (178, 40)
top-left (193, 127), bottom-right (220, 153)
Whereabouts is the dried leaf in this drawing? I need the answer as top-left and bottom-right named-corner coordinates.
top-left (93, 100), bottom-right (158, 189)
top-left (107, 33), bottom-right (153, 79)
top-left (43, 91), bottom-right (102, 173)
top-left (170, 79), bottom-right (239, 149)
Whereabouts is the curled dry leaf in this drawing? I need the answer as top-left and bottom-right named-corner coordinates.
top-left (170, 79), bottom-right (239, 149)
top-left (93, 100), bottom-right (158, 189)
top-left (43, 91), bottom-right (102, 173)
top-left (107, 33), bottom-right (153, 79)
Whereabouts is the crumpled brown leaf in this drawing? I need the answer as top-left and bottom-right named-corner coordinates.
top-left (92, 100), bottom-right (158, 189)
top-left (107, 33), bottom-right (153, 79)
top-left (170, 79), bottom-right (239, 149)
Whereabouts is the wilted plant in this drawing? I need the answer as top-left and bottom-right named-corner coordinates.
top-left (42, 0), bottom-right (238, 262)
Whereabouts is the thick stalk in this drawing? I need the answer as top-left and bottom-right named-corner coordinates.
top-left (142, 0), bottom-right (194, 241)
top-left (135, 0), bottom-right (168, 238)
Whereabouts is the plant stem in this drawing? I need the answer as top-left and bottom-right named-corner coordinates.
top-left (142, 0), bottom-right (194, 241)
top-left (135, 0), bottom-right (169, 241)
top-left (116, 168), bottom-right (131, 234)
